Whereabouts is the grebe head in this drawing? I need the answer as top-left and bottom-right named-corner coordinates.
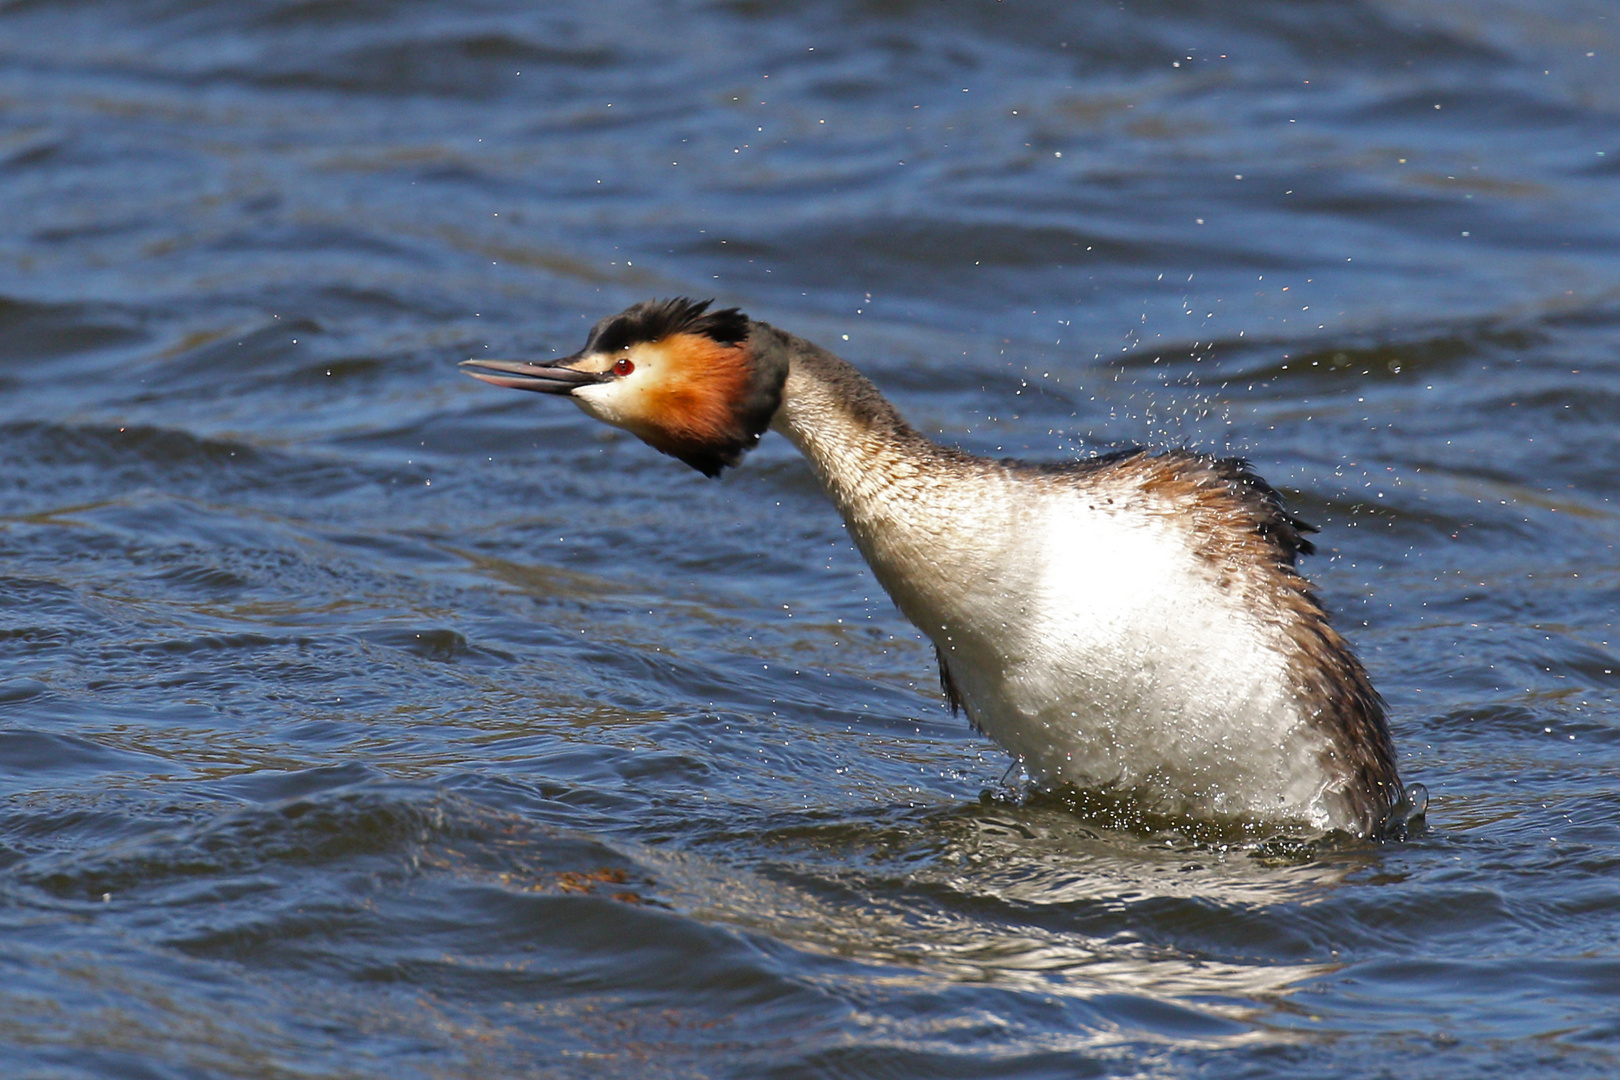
top-left (461, 298), bottom-right (786, 477)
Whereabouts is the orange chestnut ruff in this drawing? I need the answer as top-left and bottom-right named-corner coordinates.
top-left (618, 332), bottom-right (757, 461)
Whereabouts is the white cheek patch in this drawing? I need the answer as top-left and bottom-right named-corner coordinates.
top-left (570, 381), bottom-right (633, 428)
top-left (569, 344), bottom-right (677, 433)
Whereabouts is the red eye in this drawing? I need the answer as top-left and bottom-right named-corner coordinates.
top-left (613, 357), bottom-right (635, 376)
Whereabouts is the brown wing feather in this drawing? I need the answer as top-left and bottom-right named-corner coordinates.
top-left (936, 644), bottom-right (964, 716)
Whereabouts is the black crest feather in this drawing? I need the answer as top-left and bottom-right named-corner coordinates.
top-left (583, 297), bottom-right (749, 354)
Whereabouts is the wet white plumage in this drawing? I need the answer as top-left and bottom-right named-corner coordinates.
top-left (773, 361), bottom-right (1345, 830)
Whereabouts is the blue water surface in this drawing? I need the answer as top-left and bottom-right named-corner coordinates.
top-left (1, 1), bottom-right (1618, 1076)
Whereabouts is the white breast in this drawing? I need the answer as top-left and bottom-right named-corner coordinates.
top-left (917, 489), bottom-right (1341, 830)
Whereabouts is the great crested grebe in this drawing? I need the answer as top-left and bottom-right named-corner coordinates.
top-left (463, 298), bottom-right (1424, 838)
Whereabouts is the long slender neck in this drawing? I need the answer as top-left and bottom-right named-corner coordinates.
top-left (754, 323), bottom-right (1009, 630)
top-left (757, 325), bottom-right (944, 521)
